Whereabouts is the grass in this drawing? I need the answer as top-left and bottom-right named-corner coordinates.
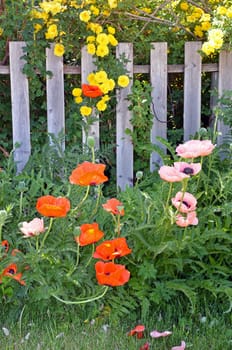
top-left (1, 302), bottom-right (232, 350)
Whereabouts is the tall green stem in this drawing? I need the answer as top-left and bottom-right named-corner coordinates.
top-left (51, 286), bottom-right (109, 305)
top-left (40, 217), bottom-right (54, 249)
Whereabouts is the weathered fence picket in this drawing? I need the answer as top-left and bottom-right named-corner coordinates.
top-left (0, 41), bottom-right (231, 189)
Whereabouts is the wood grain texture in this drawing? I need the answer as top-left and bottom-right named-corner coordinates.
top-left (116, 43), bottom-right (134, 190)
top-left (183, 41), bottom-right (202, 141)
top-left (150, 42), bottom-right (168, 171)
top-left (46, 44), bottom-right (65, 151)
top-left (9, 42), bottom-right (31, 173)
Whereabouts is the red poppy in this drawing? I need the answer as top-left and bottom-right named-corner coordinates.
top-left (82, 84), bottom-right (103, 98)
top-left (75, 223), bottom-right (104, 246)
top-left (0, 263), bottom-right (26, 285)
top-left (1, 240), bottom-right (9, 253)
top-left (140, 342), bottom-right (150, 350)
top-left (93, 237), bottom-right (131, 260)
top-left (69, 162), bottom-right (108, 186)
top-left (36, 195), bottom-right (70, 217)
top-left (95, 261), bottom-right (130, 286)
top-left (128, 324), bottom-right (145, 339)
top-left (102, 198), bottom-right (125, 216)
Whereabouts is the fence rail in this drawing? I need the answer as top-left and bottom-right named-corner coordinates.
top-left (0, 41), bottom-right (232, 189)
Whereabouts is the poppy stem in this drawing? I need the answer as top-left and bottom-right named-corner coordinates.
top-left (51, 286), bottom-right (109, 305)
top-left (85, 243), bottom-right (94, 267)
top-left (91, 186), bottom-right (102, 217)
top-left (165, 182), bottom-right (173, 210)
top-left (71, 186), bottom-right (90, 213)
top-left (196, 156), bottom-right (203, 193)
top-left (67, 243), bottom-right (80, 276)
top-left (40, 217), bottom-right (54, 249)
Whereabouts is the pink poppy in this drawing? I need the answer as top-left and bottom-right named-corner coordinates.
top-left (19, 218), bottom-right (45, 238)
top-left (158, 166), bottom-right (189, 182)
top-left (176, 140), bottom-right (215, 158)
top-left (174, 162), bottom-right (201, 176)
top-left (150, 330), bottom-right (172, 338)
top-left (172, 192), bottom-right (197, 213)
top-left (171, 340), bottom-right (186, 350)
top-left (176, 211), bottom-right (198, 227)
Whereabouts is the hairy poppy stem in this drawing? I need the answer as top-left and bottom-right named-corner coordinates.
top-left (85, 243), bottom-right (94, 267)
top-left (165, 182), bottom-right (173, 210)
top-left (40, 217), bottom-right (54, 249)
top-left (67, 243), bottom-right (80, 276)
top-left (51, 286), bottom-right (109, 305)
top-left (71, 186), bottom-right (90, 213)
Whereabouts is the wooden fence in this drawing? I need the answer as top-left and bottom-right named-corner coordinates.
top-left (0, 41), bottom-right (232, 189)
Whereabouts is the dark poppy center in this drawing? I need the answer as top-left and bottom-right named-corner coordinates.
top-left (8, 269), bottom-right (15, 275)
top-left (183, 167), bottom-right (194, 175)
top-left (105, 272), bottom-right (111, 276)
top-left (182, 200), bottom-right (191, 208)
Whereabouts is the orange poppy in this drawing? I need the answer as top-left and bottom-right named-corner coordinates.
top-left (69, 162), bottom-right (108, 186)
top-left (102, 198), bottom-right (125, 216)
top-left (1, 240), bottom-right (9, 253)
top-left (128, 324), bottom-right (145, 339)
top-left (93, 237), bottom-right (131, 260)
top-left (75, 223), bottom-right (104, 246)
top-left (1, 263), bottom-right (26, 285)
top-left (95, 261), bottom-right (130, 286)
top-left (36, 195), bottom-right (70, 217)
top-left (82, 84), bottom-right (103, 98)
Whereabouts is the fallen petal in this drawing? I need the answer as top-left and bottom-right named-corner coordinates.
top-left (2, 327), bottom-right (10, 336)
top-left (171, 340), bottom-right (186, 350)
top-left (150, 330), bottom-right (172, 338)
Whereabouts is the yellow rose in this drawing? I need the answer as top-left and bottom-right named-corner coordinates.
top-left (90, 5), bottom-right (100, 16)
top-left (80, 106), bottom-right (92, 117)
top-left (108, 0), bottom-right (117, 9)
top-left (108, 34), bottom-right (118, 46)
top-left (72, 88), bottom-right (82, 97)
top-left (96, 44), bottom-right (109, 57)
top-left (74, 96), bottom-right (83, 104)
top-left (201, 42), bottom-right (215, 56)
top-left (180, 2), bottom-right (189, 11)
top-left (217, 6), bottom-right (227, 16)
top-left (95, 70), bottom-right (108, 83)
top-left (96, 33), bottom-right (109, 46)
top-left (117, 75), bottom-right (130, 88)
top-left (87, 73), bottom-right (97, 85)
top-left (54, 43), bottom-right (65, 57)
top-left (96, 100), bottom-right (107, 112)
top-left (45, 24), bottom-right (58, 40)
top-left (107, 26), bottom-right (115, 34)
top-left (79, 10), bottom-right (91, 23)
top-left (87, 43), bottom-right (96, 55)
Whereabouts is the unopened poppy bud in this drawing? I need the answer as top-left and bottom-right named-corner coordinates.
top-left (136, 171), bottom-right (143, 180)
top-left (87, 136), bottom-right (95, 148)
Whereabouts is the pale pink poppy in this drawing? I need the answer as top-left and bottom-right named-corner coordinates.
top-left (158, 166), bottom-right (189, 182)
top-left (171, 340), bottom-right (186, 350)
top-left (172, 192), bottom-right (197, 213)
top-left (176, 140), bottom-right (215, 158)
top-left (19, 218), bottom-right (45, 238)
top-left (174, 162), bottom-right (201, 176)
top-left (150, 330), bottom-right (172, 338)
top-left (176, 211), bottom-right (198, 227)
